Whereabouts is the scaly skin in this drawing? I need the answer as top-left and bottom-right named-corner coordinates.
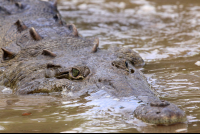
top-left (0, 0), bottom-right (186, 125)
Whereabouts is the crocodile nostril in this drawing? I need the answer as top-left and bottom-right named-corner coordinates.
top-left (130, 69), bottom-right (135, 73)
top-left (150, 100), bottom-right (170, 107)
top-left (98, 79), bottom-right (102, 82)
top-left (156, 112), bottom-right (160, 114)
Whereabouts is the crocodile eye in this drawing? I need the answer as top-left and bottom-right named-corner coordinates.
top-left (130, 69), bottom-right (135, 73)
top-left (72, 68), bottom-right (80, 77)
top-left (69, 66), bottom-right (90, 80)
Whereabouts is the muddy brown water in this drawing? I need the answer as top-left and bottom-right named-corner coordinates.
top-left (1, 0), bottom-right (200, 133)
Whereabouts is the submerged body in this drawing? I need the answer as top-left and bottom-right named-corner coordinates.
top-left (0, 0), bottom-right (186, 125)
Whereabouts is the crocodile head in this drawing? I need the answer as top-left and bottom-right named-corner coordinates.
top-left (0, 27), bottom-right (186, 125)
top-left (1, 25), bottom-right (146, 96)
top-left (0, 0), bottom-right (186, 125)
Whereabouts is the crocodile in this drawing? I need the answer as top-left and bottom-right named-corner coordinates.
top-left (0, 0), bottom-right (186, 125)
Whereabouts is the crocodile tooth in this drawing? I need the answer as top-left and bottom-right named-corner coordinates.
top-left (67, 24), bottom-right (79, 37)
top-left (29, 27), bottom-right (42, 41)
top-left (1, 48), bottom-right (16, 60)
top-left (42, 49), bottom-right (57, 57)
top-left (92, 38), bottom-right (99, 53)
top-left (14, 20), bottom-right (27, 32)
top-left (15, 2), bottom-right (23, 9)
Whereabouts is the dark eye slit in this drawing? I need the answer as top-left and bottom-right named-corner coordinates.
top-left (125, 61), bottom-right (129, 68)
top-left (47, 63), bottom-right (61, 68)
top-left (55, 72), bottom-right (69, 79)
top-left (60, 72), bottom-right (69, 75)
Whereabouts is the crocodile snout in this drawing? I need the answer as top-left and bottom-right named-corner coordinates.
top-left (134, 101), bottom-right (186, 125)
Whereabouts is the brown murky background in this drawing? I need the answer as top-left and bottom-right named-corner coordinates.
top-left (1, 0), bottom-right (200, 133)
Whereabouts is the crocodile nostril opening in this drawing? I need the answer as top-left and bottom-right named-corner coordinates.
top-left (156, 112), bottom-right (160, 114)
top-left (98, 79), bottom-right (102, 82)
top-left (130, 69), bottom-right (135, 73)
top-left (111, 62), bottom-right (115, 66)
